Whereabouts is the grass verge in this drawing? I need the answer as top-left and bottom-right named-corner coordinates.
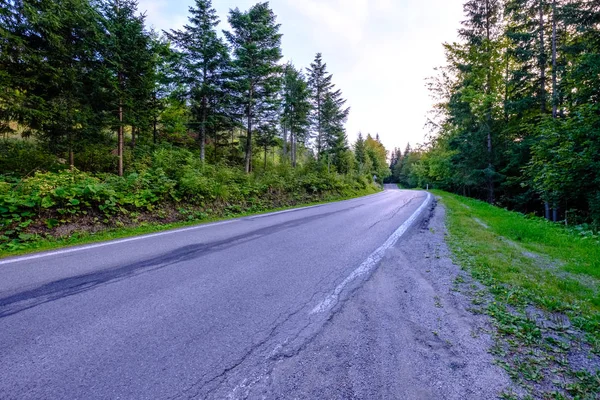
top-left (434, 190), bottom-right (600, 399)
top-left (0, 187), bottom-right (380, 259)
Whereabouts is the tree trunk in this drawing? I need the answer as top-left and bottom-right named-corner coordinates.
top-left (116, 0), bottom-right (124, 177)
top-left (291, 130), bottom-right (297, 168)
top-left (485, 0), bottom-right (494, 204)
top-left (264, 144), bottom-right (268, 170)
top-left (539, 0), bottom-right (547, 113)
top-left (504, 48), bottom-right (510, 122)
top-left (153, 91), bottom-right (158, 145)
top-left (546, 0), bottom-right (559, 220)
top-left (245, 123), bottom-right (252, 173)
top-left (214, 131), bottom-right (219, 161)
top-left (69, 134), bottom-right (74, 170)
top-left (118, 98), bottom-right (124, 177)
top-left (131, 126), bottom-right (136, 149)
top-left (316, 86), bottom-right (322, 158)
top-left (282, 122), bottom-right (288, 162)
top-left (551, 0), bottom-right (558, 118)
top-left (200, 96), bottom-right (207, 161)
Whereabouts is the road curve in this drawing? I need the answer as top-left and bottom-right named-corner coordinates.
top-left (0, 187), bottom-right (431, 399)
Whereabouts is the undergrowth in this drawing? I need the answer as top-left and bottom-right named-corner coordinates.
top-left (435, 190), bottom-right (600, 399)
top-left (0, 146), bottom-right (378, 255)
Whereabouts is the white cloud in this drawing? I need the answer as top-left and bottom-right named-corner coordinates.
top-left (138, 0), bottom-right (465, 152)
top-left (138, 0), bottom-right (188, 32)
top-left (285, 0), bottom-right (369, 46)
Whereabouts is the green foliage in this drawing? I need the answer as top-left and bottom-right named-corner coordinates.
top-left (438, 190), bottom-right (600, 398)
top-left (418, 0), bottom-right (600, 226)
top-left (0, 146), bottom-right (379, 251)
top-left (363, 134), bottom-right (390, 183)
top-left (307, 53), bottom-right (350, 164)
top-left (166, 0), bottom-right (231, 161)
top-left (0, 140), bottom-right (65, 175)
top-left (528, 105), bottom-right (600, 226)
top-left (281, 63), bottom-right (311, 166)
top-left (0, 0), bottom-right (386, 253)
top-left (224, 2), bottom-right (283, 173)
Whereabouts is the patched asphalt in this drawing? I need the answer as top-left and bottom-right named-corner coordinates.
top-left (0, 187), bottom-right (513, 399)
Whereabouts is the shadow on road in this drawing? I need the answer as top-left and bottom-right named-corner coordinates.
top-left (0, 206), bottom-right (361, 319)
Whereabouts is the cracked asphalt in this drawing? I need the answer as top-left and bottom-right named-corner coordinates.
top-left (0, 187), bottom-right (513, 399)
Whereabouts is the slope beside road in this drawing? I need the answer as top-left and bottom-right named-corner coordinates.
top-left (0, 186), bottom-right (514, 399)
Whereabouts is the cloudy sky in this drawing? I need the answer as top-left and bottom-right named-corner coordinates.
top-left (137, 0), bottom-right (465, 152)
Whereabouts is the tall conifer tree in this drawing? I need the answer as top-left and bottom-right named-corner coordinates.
top-left (166, 0), bottom-right (229, 161)
top-left (281, 63), bottom-right (311, 167)
top-left (224, 2), bottom-right (283, 173)
top-left (306, 53), bottom-right (334, 158)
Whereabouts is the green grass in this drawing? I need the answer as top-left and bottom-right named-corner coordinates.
top-left (434, 190), bottom-right (600, 399)
top-left (0, 187), bottom-right (379, 259)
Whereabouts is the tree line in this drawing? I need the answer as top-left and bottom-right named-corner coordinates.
top-left (397, 0), bottom-right (600, 226)
top-left (0, 0), bottom-right (388, 179)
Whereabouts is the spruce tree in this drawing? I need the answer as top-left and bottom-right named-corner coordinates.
top-left (166, 0), bottom-right (229, 162)
top-left (457, 0), bottom-right (504, 203)
top-left (354, 132), bottom-right (366, 172)
top-left (281, 63), bottom-right (311, 167)
top-left (101, 0), bottom-right (153, 175)
top-left (224, 2), bottom-right (283, 173)
top-left (306, 53), bottom-right (334, 158)
top-left (321, 90), bottom-right (350, 172)
top-left (0, 0), bottom-right (104, 166)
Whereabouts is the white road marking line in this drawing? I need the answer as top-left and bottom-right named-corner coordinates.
top-left (0, 189), bottom-right (395, 266)
top-left (245, 191), bottom-right (388, 220)
top-left (246, 203), bottom-right (328, 220)
top-left (0, 220), bottom-right (237, 266)
top-left (310, 192), bottom-right (432, 314)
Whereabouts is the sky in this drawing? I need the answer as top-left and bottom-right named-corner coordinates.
top-left (137, 0), bottom-right (465, 152)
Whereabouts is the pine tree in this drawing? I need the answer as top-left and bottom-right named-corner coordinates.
top-left (321, 90), bottom-right (350, 172)
top-left (306, 53), bottom-right (334, 158)
top-left (101, 0), bottom-right (153, 175)
top-left (455, 0), bottom-right (504, 203)
top-left (0, 0), bottom-right (104, 166)
top-left (146, 30), bottom-right (178, 145)
top-left (224, 2), bottom-right (283, 173)
top-left (281, 63), bottom-right (311, 167)
top-left (504, 0), bottom-right (552, 116)
top-left (390, 147), bottom-right (403, 183)
top-left (354, 132), bottom-right (366, 168)
top-left (166, 0), bottom-right (230, 162)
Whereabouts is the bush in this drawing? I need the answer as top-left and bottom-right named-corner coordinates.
top-left (0, 139), bottom-right (64, 176)
top-left (0, 145), bottom-right (379, 250)
top-left (74, 145), bottom-right (118, 173)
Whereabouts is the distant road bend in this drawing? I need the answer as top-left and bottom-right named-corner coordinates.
top-left (0, 186), bottom-right (510, 399)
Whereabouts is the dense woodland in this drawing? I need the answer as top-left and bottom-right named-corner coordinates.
top-left (390, 0), bottom-right (600, 228)
top-left (0, 0), bottom-right (389, 250)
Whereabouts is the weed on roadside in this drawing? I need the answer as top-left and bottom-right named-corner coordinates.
top-left (435, 191), bottom-right (600, 399)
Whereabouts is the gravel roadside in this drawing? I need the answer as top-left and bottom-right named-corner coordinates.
top-left (260, 199), bottom-right (518, 399)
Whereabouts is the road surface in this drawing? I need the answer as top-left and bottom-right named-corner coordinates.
top-left (0, 187), bottom-right (513, 399)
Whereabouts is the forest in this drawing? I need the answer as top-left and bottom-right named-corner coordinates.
top-left (389, 0), bottom-right (600, 229)
top-left (0, 0), bottom-right (390, 251)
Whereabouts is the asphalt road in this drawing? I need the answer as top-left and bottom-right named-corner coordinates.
top-left (0, 186), bottom-right (432, 399)
top-left (0, 186), bottom-right (514, 399)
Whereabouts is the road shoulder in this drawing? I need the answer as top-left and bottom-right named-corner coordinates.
top-left (262, 198), bottom-right (517, 399)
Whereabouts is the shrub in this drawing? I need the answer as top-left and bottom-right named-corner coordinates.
top-left (0, 139), bottom-right (64, 176)
top-left (0, 145), bottom-right (379, 250)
